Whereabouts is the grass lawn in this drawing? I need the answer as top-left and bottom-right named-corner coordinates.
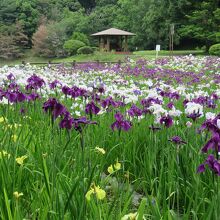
top-left (0, 50), bottom-right (205, 67)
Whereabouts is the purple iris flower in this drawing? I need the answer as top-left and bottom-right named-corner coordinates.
top-left (133, 90), bottom-right (141, 96)
top-left (49, 80), bottom-right (62, 89)
top-left (17, 92), bottom-right (26, 102)
top-left (183, 99), bottom-right (189, 107)
top-left (211, 93), bottom-right (218, 100)
top-left (20, 108), bottom-right (27, 115)
top-left (160, 115), bottom-right (173, 128)
top-left (111, 112), bottom-right (132, 132)
top-left (201, 134), bottom-right (220, 153)
top-left (62, 86), bottom-right (71, 96)
top-left (8, 82), bottom-right (19, 90)
top-left (98, 87), bottom-right (105, 94)
top-left (127, 104), bottom-right (142, 117)
top-left (85, 101), bottom-right (100, 115)
top-left (7, 73), bottom-right (15, 81)
top-left (53, 103), bottom-right (67, 119)
top-left (197, 154), bottom-right (220, 176)
top-left (27, 93), bottom-right (41, 102)
top-left (141, 98), bottom-right (162, 108)
top-left (169, 136), bottom-right (187, 145)
top-left (59, 114), bottom-right (74, 130)
top-left (26, 75), bottom-right (45, 90)
top-left (73, 117), bottom-right (97, 133)
top-left (5, 91), bottom-right (17, 103)
top-left (101, 97), bottom-right (124, 109)
top-left (43, 98), bottom-right (66, 120)
top-left (167, 102), bottom-right (174, 109)
top-left (187, 111), bottom-right (202, 122)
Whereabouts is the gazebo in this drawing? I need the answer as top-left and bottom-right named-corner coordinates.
top-left (91, 28), bottom-right (135, 53)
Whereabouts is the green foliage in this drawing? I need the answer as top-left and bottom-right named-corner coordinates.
top-left (16, 0), bottom-right (40, 39)
top-left (72, 32), bottom-right (90, 45)
top-left (0, 0), bottom-right (18, 24)
top-left (0, 0), bottom-right (219, 56)
top-left (179, 0), bottom-right (220, 50)
top-left (63, 39), bottom-right (85, 55)
top-left (209, 44), bottom-right (220, 56)
top-left (0, 21), bottom-right (28, 59)
top-left (77, 46), bottom-right (94, 54)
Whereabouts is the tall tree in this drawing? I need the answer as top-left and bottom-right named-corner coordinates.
top-left (16, 0), bottom-right (40, 39)
top-left (179, 0), bottom-right (220, 50)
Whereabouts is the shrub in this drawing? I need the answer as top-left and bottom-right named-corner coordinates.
top-left (72, 32), bottom-right (89, 45)
top-left (77, 46), bottom-right (94, 54)
top-left (209, 44), bottom-right (220, 56)
top-left (91, 47), bottom-right (99, 52)
top-left (63, 39), bottom-right (85, 55)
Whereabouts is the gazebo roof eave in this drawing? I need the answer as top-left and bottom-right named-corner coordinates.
top-left (91, 28), bottom-right (136, 36)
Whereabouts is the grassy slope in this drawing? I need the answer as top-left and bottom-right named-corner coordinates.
top-left (0, 50), bottom-right (205, 67)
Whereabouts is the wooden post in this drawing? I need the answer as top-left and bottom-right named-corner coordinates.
top-left (72, 60), bottom-right (76, 68)
top-left (100, 37), bottom-right (104, 51)
top-left (124, 36), bottom-right (128, 52)
top-left (107, 36), bottom-right (110, 52)
top-left (118, 60), bottom-right (121, 66)
top-left (48, 60), bottom-right (51, 68)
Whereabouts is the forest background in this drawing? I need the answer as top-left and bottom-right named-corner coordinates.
top-left (0, 0), bottom-right (219, 59)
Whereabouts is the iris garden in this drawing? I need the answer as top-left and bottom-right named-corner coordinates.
top-left (0, 55), bottom-right (220, 219)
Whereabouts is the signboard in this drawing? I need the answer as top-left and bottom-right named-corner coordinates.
top-left (156, 45), bottom-right (161, 51)
top-left (170, 24), bottom-right (175, 35)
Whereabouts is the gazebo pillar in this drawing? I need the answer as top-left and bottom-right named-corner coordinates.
top-left (124, 36), bottom-right (128, 52)
top-left (106, 36), bottom-right (110, 52)
top-left (100, 37), bottom-right (104, 51)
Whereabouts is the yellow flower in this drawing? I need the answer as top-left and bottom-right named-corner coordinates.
top-left (94, 185), bottom-right (106, 200)
top-left (107, 165), bottom-right (114, 174)
top-left (0, 117), bottom-right (5, 123)
top-left (12, 134), bottom-right (18, 142)
top-left (0, 150), bottom-right (11, 159)
top-left (114, 161), bottom-right (121, 171)
top-left (85, 183), bottom-right (106, 201)
top-left (85, 188), bottom-right (94, 201)
top-left (95, 147), bottom-right (106, 155)
top-left (16, 155), bottom-right (28, 165)
top-left (121, 212), bottom-right (138, 220)
top-left (13, 191), bottom-right (23, 199)
top-left (108, 160), bottom-right (121, 174)
top-left (14, 124), bottom-right (22, 129)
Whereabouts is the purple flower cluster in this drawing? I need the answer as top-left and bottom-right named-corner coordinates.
top-left (197, 114), bottom-right (220, 176)
top-left (127, 104), bottom-right (142, 117)
top-left (160, 115), bottom-right (173, 128)
top-left (26, 75), bottom-right (45, 90)
top-left (43, 98), bottom-right (67, 120)
top-left (101, 97), bottom-right (124, 109)
top-left (197, 154), bottom-right (220, 176)
top-left (111, 112), bottom-right (132, 132)
top-left (85, 101), bottom-right (100, 116)
top-left (62, 86), bottom-right (87, 98)
top-left (169, 136), bottom-right (186, 145)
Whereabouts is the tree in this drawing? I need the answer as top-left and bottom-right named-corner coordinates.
top-left (0, 0), bottom-right (18, 24)
top-left (32, 24), bottom-right (52, 57)
top-left (0, 20), bottom-right (28, 59)
top-left (16, 0), bottom-right (40, 40)
top-left (179, 0), bottom-right (220, 50)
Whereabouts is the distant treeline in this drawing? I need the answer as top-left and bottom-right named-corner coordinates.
top-left (0, 0), bottom-right (219, 59)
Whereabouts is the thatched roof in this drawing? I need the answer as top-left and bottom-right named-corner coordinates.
top-left (91, 28), bottom-right (135, 36)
